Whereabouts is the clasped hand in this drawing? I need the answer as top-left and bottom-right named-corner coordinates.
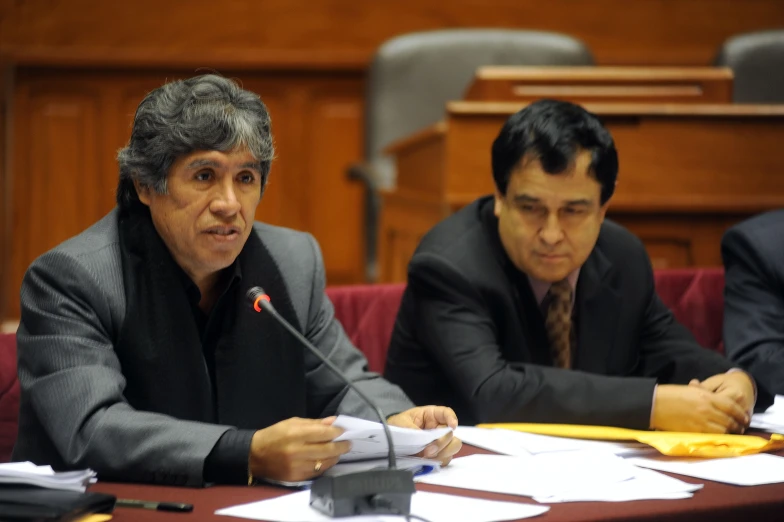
top-left (651, 371), bottom-right (755, 434)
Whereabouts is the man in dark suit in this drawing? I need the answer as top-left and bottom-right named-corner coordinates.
top-left (723, 210), bottom-right (784, 396)
top-left (385, 99), bottom-right (766, 431)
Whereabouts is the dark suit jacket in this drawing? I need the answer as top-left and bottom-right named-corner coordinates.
top-left (723, 209), bottom-right (784, 396)
top-left (385, 196), bottom-right (737, 428)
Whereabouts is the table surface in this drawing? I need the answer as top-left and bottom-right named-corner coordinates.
top-left (90, 444), bottom-right (784, 522)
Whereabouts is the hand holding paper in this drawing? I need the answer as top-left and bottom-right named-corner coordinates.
top-left (333, 415), bottom-right (454, 462)
top-left (249, 417), bottom-right (351, 483)
top-left (386, 405), bottom-right (462, 465)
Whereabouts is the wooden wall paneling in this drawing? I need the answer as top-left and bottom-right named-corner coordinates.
top-left (301, 81), bottom-right (365, 285)
top-left (2, 0), bottom-right (784, 67)
top-left (378, 190), bottom-right (452, 283)
top-left (242, 73), bottom-right (367, 284)
top-left (8, 78), bottom-right (105, 318)
top-left (0, 60), bottom-right (9, 323)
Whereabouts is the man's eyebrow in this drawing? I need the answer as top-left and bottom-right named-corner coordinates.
top-left (564, 198), bottom-right (592, 206)
top-left (239, 162), bottom-right (263, 171)
top-left (184, 159), bottom-right (262, 171)
top-left (512, 194), bottom-right (541, 203)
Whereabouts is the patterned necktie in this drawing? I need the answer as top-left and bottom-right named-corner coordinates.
top-left (544, 279), bottom-right (574, 369)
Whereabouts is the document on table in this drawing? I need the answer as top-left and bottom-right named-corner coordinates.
top-left (751, 395), bottom-right (784, 433)
top-left (454, 426), bottom-right (654, 457)
top-left (215, 490), bottom-right (549, 522)
top-left (628, 453), bottom-right (784, 486)
top-left (333, 415), bottom-right (451, 462)
top-left (0, 461), bottom-right (96, 492)
top-left (415, 451), bottom-right (701, 503)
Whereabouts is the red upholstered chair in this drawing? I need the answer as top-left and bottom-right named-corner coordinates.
top-left (0, 333), bottom-right (19, 462)
top-left (653, 268), bottom-right (726, 353)
top-left (325, 284), bottom-right (405, 373)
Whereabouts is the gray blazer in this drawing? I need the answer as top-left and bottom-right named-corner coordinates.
top-left (13, 210), bottom-right (413, 486)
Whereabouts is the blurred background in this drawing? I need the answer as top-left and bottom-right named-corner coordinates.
top-left (1, 0), bottom-right (784, 328)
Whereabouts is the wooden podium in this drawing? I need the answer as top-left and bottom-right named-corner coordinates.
top-left (378, 97), bottom-right (784, 282)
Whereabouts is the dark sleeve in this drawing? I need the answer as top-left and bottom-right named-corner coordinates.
top-left (408, 253), bottom-right (657, 430)
top-left (203, 429), bottom-right (255, 485)
top-left (722, 226), bottom-right (784, 400)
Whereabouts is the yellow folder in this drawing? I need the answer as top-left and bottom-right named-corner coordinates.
top-left (476, 423), bottom-right (784, 458)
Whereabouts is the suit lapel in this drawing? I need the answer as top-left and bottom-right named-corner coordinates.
top-left (574, 246), bottom-right (621, 373)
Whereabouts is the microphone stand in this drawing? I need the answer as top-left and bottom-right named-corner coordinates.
top-left (248, 288), bottom-right (415, 517)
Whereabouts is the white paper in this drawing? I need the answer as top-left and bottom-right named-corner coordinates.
top-left (535, 467), bottom-right (701, 503)
top-left (334, 415), bottom-right (451, 462)
top-left (215, 490), bottom-right (549, 522)
top-left (0, 461), bottom-right (96, 492)
top-left (629, 453), bottom-right (784, 486)
top-left (416, 452), bottom-right (699, 503)
top-left (750, 395), bottom-right (784, 433)
top-left (454, 426), bottom-right (654, 457)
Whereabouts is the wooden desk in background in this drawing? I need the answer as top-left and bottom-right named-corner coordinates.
top-left (379, 102), bottom-right (784, 282)
top-left (464, 67), bottom-right (734, 104)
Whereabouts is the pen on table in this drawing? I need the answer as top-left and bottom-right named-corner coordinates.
top-left (116, 498), bottom-right (194, 512)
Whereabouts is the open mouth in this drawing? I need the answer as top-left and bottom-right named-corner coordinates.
top-left (204, 226), bottom-right (241, 239)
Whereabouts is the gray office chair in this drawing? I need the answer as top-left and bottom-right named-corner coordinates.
top-left (349, 29), bottom-right (595, 281)
top-left (714, 29), bottom-right (784, 103)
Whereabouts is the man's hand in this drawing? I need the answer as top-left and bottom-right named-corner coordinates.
top-left (387, 406), bottom-right (462, 466)
top-left (651, 384), bottom-right (750, 433)
top-left (689, 371), bottom-right (756, 416)
top-left (249, 417), bottom-right (350, 482)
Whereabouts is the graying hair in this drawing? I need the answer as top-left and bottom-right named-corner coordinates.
top-left (116, 74), bottom-right (274, 208)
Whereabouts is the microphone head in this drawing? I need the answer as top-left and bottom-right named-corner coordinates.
top-left (246, 286), bottom-right (271, 312)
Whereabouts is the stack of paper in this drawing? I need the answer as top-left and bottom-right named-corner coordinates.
top-left (415, 451), bottom-right (701, 503)
top-left (0, 462), bottom-right (96, 492)
top-left (216, 490), bottom-right (549, 521)
top-left (751, 395), bottom-right (784, 433)
top-left (455, 426), bottom-right (653, 457)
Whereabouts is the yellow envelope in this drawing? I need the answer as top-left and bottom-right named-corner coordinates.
top-left (477, 423), bottom-right (784, 458)
top-left (75, 515), bottom-right (112, 522)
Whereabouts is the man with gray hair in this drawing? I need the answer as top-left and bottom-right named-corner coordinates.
top-left (13, 74), bottom-right (460, 486)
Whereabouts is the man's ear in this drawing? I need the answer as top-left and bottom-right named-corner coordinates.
top-left (598, 199), bottom-right (611, 221)
top-left (133, 179), bottom-right (152, 206)
top-left (493, 190), bottom-right (504, 218)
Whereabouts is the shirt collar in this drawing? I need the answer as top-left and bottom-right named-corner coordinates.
top-left (178, 260), bottom-right (243, 308)
top-left (528, 268), bottom-right (581, 307)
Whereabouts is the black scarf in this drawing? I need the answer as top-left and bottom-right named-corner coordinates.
top-left (115, 205), bottom-right (307, 429)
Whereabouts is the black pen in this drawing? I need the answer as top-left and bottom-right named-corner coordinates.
top-left (116, 498), bottom-right (194, 512)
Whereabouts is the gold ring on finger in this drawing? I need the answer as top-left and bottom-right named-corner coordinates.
top-left (314, 460), bottom-right (322, 472)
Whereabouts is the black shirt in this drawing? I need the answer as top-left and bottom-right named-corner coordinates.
top-left (178, 263), bottom-right (256, 485)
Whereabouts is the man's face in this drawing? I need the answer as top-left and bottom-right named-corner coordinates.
top-left (136, 147), bottom-right (263, 282)
top-left (494, 149), bottom-right (609, 283)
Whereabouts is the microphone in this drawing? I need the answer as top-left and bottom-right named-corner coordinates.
top-left (246, 287), bottom-right (415, 517)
